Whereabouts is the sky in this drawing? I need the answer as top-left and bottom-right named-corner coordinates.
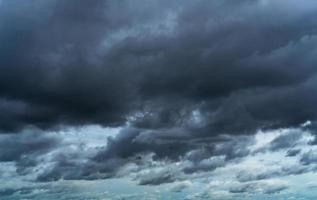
top-left (1, 0), bottom-right (317, 199)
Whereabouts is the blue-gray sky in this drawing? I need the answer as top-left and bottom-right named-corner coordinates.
top-left (1, 0), bottom-right (317, 199)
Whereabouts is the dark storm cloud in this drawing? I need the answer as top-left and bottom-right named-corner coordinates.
top-left (27, 127), bottom-right (252, 183)
top-left (0, 126), bottom-right (315, 187)
top-left (93, 128), bottom-right (251, 168)
top-left (94, 127), bottom-right (193, 161)
top-left (0, 0), bottom-right (317, 134)
top-left (0, 129), bottom-right (60, 162)
top-left (1, 0), bottom-right (317, 189)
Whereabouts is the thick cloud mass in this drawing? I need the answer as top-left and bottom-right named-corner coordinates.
top-left (1, 0), bottom-right (317, 198)
top-left (1, 0), bottom-right (317, 133)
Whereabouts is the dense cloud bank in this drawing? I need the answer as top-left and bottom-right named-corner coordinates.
top-left (1, 0), bottom-right (317, 133)
top-left (1, 0), bottom-right (317, 198)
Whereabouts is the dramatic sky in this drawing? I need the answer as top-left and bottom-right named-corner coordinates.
top-left (1, 0), bottom-right (317, 199)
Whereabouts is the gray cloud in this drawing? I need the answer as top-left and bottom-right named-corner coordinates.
top-left (0, 129), bottom-right (60, 162)
top-left (1, 1), bottom-right (317, 197)
top-left (286, 149), bottom-right (301, 157)
top-left (0, 125), bottom-right (316, 200)
top-left (236, 165), bottom-right (310, 183)
top-left (0, 0), bottom-right (317, 134)
top-left (300, 150), bottom-right (317, 165)
top-left (263, 184), bottom-right (289, 195)
top-left (269, 130), bottom-right (304, 151)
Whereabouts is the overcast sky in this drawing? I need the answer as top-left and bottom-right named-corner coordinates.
top-left (1, 0), bottom-right (317, 199)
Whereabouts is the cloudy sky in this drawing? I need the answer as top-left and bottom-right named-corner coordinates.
top-left (1, 0), bottom-right (317, 199)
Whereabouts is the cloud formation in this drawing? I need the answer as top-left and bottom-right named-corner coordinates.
top-left (0, 0), bottom-right (317, 134)
top-left (1, 0), bottom-right (317, 199)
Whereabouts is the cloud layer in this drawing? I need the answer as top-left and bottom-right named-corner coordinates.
top-left (1, 0), bottom-right (317, 133)
top-left (1, 0), bottom-right (317, 199)
top-left (2, 126), bottom-right (317, 199)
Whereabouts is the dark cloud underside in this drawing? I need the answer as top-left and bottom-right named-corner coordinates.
top-left (0, 0), bottom-right (317, 134)
top-left (1, 1), bottom-right (317, 194)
